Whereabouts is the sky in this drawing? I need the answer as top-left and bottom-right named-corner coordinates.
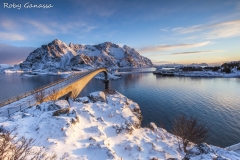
top-left (0, 0), bottom-right (240, 65)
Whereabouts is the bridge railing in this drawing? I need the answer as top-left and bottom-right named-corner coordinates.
top-left (0, 68), bottom-right (105, 108)
top-left (0, 99), bottom-right (36, 117)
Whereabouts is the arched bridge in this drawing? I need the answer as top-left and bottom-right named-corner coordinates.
top-left (47, 68), bottom-right (109, 100)
top-left (0, 68), bottom-right (109, 117)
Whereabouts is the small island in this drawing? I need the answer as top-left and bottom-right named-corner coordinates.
top-left (154, 62), bottom-right (240, 78)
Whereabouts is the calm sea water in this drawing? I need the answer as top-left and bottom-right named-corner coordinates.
top-left (0, 73), bottom-right (63, 101)
top-left (1, 69), bottom-right (240, 147)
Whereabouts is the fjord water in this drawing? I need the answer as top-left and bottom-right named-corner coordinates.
top-left (0, 73), bottom-right (63, 101)
top-left (0, 69), bottom-right (240, 148)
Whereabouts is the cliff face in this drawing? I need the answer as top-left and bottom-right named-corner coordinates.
top-left (20, 39), bottom-right (153, 71)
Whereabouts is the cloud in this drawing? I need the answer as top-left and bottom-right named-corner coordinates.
top-left (171, 50), bottom-right (224, 55)
top-left (147, 50), bottom-right (224, 57)
top-left (24, 18), bottom-right (97, 36)
top-left (0, 15), bottom-right (97, 39)
top-left (172, 25), bottom-right (206, 34)
top-left (26, 20), bottom-right (56, 35)
top-left (0, 43), bottom-right (35, 64)
top-left (0, 32), bottom-right (25, 41)
top-left (204, 20), bottom-right (240, 39)
top-left (0, 19), bottom-right (18, 30)
top-left (49, 21), bottom-right (96, 34)
top-left (151, 60), bottom-right (171, 64)
top-left (172, 19), bottom-right (240, 39)
top-left (138, 41), bottom-right (211, 53)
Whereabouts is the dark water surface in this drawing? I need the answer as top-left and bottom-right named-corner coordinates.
top-left (0, 69), bottom-right (240, 148)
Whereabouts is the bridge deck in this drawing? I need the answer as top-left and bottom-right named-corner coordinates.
top-left (0, 68), bottom-right (107, 117)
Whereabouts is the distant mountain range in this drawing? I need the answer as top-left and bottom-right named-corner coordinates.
top-left (20, 39), bottom-right (153, 72)
top-left (154, 63), bottom-right (209, 68)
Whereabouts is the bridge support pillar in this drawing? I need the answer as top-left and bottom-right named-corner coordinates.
top-left (103, 80), bottom-right (109, 90)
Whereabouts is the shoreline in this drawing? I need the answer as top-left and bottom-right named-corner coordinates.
top-left (153, 70), bottom-right (240, 78)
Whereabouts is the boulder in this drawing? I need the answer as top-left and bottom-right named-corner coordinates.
top-left (36, 101), bottom-right (61, 111)
top-left (149, 122), bottom-right (158, 131)
top-left (75, 96), bottom-right (89, 103)
top-left (89, 91), bottom-right (106, 102)
top-left (52, 108), bottom-right (70, 116)
top-left (184, 143), bottom-right (216, 159)
top-left (55, 100), bottom-right (70, 109)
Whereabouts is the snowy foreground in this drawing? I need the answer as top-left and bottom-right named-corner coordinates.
top-left (0, 91), bottom-right (239, 160)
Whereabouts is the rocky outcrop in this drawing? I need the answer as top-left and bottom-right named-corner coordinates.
top-left (89, 91), bottom-right (106, 103)
top-left (52, 108), bottom-right (70, 116)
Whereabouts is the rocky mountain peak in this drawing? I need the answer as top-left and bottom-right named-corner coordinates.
top-left (20, 39), bottom-right (153, 71)
top-left (93, 42), bottom-right (120, 51)
top-left (69, 42), bottom-right (75, 48)
top-left (48, 39), bottom-right (66, 46)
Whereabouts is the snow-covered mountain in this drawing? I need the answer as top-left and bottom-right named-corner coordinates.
top-left (20, 39), bottom-right (152, 71)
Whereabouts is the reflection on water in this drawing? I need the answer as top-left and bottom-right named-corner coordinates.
top-left (0, 73), bottom-right (63, 101)
top-left (80, 72), bottom-right (240, 148)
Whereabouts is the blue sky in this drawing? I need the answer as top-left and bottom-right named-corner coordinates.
top-left (0, 0), bottom-right (240, 65)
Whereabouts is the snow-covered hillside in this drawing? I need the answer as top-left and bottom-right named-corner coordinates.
top-left (19, 39), bottom-right (152, 72)
top-left (0, 91), bottom-right (239, 159)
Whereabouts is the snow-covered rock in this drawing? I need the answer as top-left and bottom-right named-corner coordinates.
top-left (20, 39), bottom-right (153, 72)
top-left (55, 100), bottom-right (70, 109)
top-left (0, 91), bottom-right (239, 160)
top-left (89, 91), bottom-right (106, 102)
top-left (75, 96), bottom-right (89, 103)
top-left (184, 143), bottom-right (240, 160)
